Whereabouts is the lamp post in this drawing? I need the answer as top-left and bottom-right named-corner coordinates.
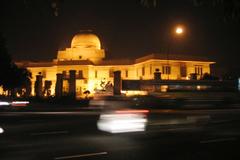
top-left (166, 25), bottom-right (185, 80)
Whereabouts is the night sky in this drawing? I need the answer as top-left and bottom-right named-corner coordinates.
top-left (1, 0), bottom-right (240, 73)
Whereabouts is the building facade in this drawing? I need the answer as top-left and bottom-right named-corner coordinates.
top-left (14, 33), bottom-right (215, 97)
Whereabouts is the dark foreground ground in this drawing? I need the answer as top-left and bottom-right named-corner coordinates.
top-left (1, 106), bottom-right (240, 160)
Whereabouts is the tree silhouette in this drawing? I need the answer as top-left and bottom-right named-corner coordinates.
top-left (193, 0), bottom-right (240, 21)
top-left (0, 34), bottom-right (31, 97)
top-left (0, 34), bottom-right (12, 89)
top-left (140, 0), bottom-right (240, 21)
top-left (201, 73), bottom-right (219, 80)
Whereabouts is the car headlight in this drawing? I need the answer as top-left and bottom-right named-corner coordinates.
top-left (0, 127), bottom-right (4, 134)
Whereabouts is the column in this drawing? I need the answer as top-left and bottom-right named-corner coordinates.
top-left (34, 75), bottom-right (43, 97)
top-left (114, 71), bottom-right (121, 95)
top-left (55, 73), bottom-right (63, 98)
top-left (25, 80), bottom-right (32, 97)
top-left (154, 70), bottom-right (161, 92)
top-left (69, 70), bottom-right (76, 98)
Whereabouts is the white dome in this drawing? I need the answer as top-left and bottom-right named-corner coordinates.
top-left (57, 32), bottom-right (105, 63)
top-left (71, 33), bottom-right (101, 49)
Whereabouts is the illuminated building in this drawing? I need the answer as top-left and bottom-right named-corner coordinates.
top-left (11, 32), bottom-right (215, 97)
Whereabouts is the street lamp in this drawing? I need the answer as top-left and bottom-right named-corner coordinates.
top-left (166, 25), bottom-right (185, 80)
top-left (175, 26), bottom-right (184, 35)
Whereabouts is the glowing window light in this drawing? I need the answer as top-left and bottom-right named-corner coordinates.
top-left (87, 80), bottom-right (96, 93)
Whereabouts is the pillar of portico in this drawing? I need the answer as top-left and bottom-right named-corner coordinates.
top-left (35, 75), bottom-right (43, 97)
top-left (55, 73), bottom-right (63, 98)
top-left (69, 70), bottom-right (76, 98)
top-left (113, 71), bottom-right (122, 95)
top-left (154, 70), bottom-right (161, 92)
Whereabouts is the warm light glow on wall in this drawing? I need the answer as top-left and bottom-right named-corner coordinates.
top-left (87, 80), bottom-right (96, 93)
top-left (0, 86), bottom-right (3, 95)
top-left (50, 86), bottom-right (55, 96)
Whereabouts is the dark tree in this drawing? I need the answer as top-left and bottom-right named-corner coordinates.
top-left (0, 34), bottom-right (12, 87)
top-left (193, 0), bottom-right (240, 21)
top-left (0, 34), bottom-right (13, 95)
top-left (16, 0), bottom-right (240, 20)
top-left (140, 0), bottom-right (240, 21)
top-left (0, 34), bottom-right (31, 97)
top-left (201, 73), bottom-right (219, 80)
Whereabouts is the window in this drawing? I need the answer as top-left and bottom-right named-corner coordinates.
top-left (162, 66), bottom-right (171, 74)
top-left (180, 65), bottom-right (187, 77)
top-left (95, 70), bottom-right (98, 78)
top-left (78, 70), bottom-right (83, 79)
top-left (109, 69), bottom-right (114, 78)
top-left (195, 66), bottom-right (203, 75)
top-left (150, 64), bottom-right (152, 75)
top-left (142, 67), bottom-right (145, 76)
top-left (42, 70), bottom-right (46, 78)
top-left (125, 70), bottom-right (128, 78)
top-left (62, 71), bottom-right (67, 78)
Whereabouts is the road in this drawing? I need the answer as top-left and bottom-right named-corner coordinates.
top-left (1, 108), bottom-right (240, 160)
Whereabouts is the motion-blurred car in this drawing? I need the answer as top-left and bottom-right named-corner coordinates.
top-left (0, 100), bottom-right (29, 110)
top-left (97, 109), bottom-right (149, 133)
top-left (11, 101), bottom-right (29, 107)
top-left (0, 100), bottom-right (11, 110)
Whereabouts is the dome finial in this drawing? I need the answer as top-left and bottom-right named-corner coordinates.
top-left (79, 29), bottom-right (93, 34)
